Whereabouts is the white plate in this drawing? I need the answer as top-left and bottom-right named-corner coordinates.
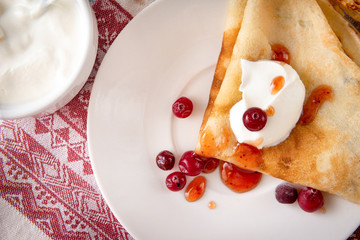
top-left (87, 0), bottom-right (360, 239)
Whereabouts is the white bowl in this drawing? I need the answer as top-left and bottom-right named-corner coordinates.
top-left (0, 0), bottom-right (98, 120)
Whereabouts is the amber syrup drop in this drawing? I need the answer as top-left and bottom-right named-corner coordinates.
top-left (208, 201), bottom-right (216, 209)
top-left (266, 106), bottom-right (275, 117)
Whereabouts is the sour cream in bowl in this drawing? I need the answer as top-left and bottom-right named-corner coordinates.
top-left (0, 0), bottom-right (98, 119)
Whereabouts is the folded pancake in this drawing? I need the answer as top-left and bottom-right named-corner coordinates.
top-left (317, 0), bottom-right (360, 66)
top-left (201, 0), bottom-right (247, 124)
top-left (331, 0), bottom-right (360, 22)
top-left (195, 0), bottom-right (360, 204)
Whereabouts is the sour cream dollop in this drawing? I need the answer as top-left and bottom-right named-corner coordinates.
top-left (0, 0), bottom-right (85, 105)
top-left (229, 59), bottom-right (306, 149)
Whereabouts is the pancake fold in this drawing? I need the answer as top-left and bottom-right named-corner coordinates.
top-left (195, 0), bottom-right (360, 204)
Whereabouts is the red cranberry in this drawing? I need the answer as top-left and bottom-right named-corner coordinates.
top-left (156, 150), bottom-right (175, 170)
top-left (165, 172), bottom-right (187, 191)
top-left (298, 187), bottom-right (324, 212)
top-left (275, 183), bottom-right (298, 204)
top-left (243, 107), bottom-right (267, 131)
top-left (172, 97), bottom-right (193, 118)
top-left (178, 151), bottom-right (204, 176)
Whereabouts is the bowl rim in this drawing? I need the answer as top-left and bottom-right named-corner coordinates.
top-left (0, 0), bottom-right (98, 120)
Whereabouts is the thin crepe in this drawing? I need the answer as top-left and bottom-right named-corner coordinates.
top-left (195, 0), bottom-right (360, 204)
top-left (317, 0), bottom-right (360, 66)
top-left (331, 0), bottom-right (360, 22)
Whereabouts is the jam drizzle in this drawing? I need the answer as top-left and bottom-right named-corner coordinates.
top-left (270, 76), bottom-right (285, 95)
top-left (271, 44), bottom-right (290, 64)
top-left (298, 85), bottom-right (333, 125)
top-left (232, 142), bottom-right (263, 170)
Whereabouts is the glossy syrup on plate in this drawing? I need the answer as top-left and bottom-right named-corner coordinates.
top-left (219, 161), bottom-right (262, 193)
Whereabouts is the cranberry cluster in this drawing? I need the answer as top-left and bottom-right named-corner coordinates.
top-left (275, 183), bottom-right (324, 212)
top-left (157, 97), bottom-right (219, 199)
top-left (157, 150), bottom-right (219, 191)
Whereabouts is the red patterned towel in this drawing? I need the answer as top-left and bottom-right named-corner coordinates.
top-left (0, 0), bottom-right (359, 239)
